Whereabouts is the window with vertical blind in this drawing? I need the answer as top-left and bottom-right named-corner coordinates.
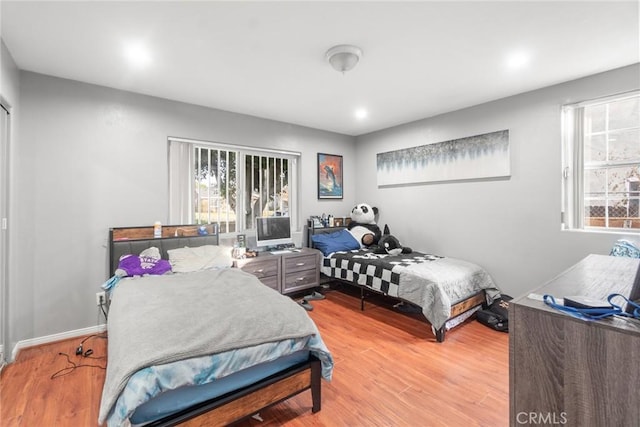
top-left (168, 137), bottom-right (299, 234)
top-left (562, 91), bottom-right (640, 231)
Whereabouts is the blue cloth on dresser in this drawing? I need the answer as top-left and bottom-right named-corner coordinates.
top-left (610, 239), bottom-right (640, 258)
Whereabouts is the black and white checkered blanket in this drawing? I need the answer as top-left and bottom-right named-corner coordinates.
top-left (322, 249), bottom-right (443, 296)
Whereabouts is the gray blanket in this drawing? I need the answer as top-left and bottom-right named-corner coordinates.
top-left (396, 256), bottom-right (501, 329)
top-left (99, 268), bottom-right (318, 423)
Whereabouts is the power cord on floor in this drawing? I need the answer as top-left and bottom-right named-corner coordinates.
top-left (51, 333), bottom-right (108, 379)
top-left (74, 333), bottom-right (107, 356)
top-left (50, 352), bottom-right (106, 379)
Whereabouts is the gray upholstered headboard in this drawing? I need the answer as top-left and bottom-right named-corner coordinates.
top-left (108, 224), bottom-right (219, 276)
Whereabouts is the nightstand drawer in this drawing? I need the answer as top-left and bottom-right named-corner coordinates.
top-left (283, 268), bottom-right (318, 293)
top-left (283, 254), bottom-right (318, 273)
top-left (258, 275), bottom-right (279, 291)
top-left (237, 258), bottom-right (279, 279)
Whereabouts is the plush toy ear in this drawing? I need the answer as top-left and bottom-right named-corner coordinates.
top-left (383, 224), bottom-right (390, 235)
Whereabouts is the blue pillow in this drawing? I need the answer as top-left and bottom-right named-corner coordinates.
top-left (311, 229), bottom-right (361, 256)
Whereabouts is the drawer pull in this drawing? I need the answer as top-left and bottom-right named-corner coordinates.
top-left (255, 269), bottom-right (264, 273)
top-left (296, 277), bottom-right (305, 281)
top-left (295, 262), bottom-right (305, 266)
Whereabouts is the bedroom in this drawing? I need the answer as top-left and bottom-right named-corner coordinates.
top-left (1, 1), bottom-right (639, 426)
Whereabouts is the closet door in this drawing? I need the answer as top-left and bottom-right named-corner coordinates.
top-left (0, 104), bottom-right (9, 364)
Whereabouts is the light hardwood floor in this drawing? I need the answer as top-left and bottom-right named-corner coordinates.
top-left (0, 285), bottom-right (509, 426)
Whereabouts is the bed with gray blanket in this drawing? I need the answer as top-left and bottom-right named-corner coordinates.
top-left (307, 225), bottom-right (501, 342)
top-left (100, 225), bottom-right (333, 427)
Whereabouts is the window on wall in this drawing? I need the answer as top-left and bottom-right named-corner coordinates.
top-left (168, 137), bottom-right (299, 234)
top-left (562, 91), bottom-right (640, 232)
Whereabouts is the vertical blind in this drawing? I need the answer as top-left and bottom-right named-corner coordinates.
top-left (168, 137), bottom-right (298, 233)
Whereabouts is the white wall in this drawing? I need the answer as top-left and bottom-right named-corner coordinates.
top-left (13, 71), bottom-right (356, 342)
top-left (355, 64), bottom-right (640, 298)
top-left (1, 41), bottom-right (19, 105)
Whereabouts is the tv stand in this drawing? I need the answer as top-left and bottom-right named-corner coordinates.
top-left (233, 248), bottom-right (321, 295)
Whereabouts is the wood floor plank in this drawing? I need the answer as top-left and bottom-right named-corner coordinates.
top-left (0, 287), bottom-right (508, 426)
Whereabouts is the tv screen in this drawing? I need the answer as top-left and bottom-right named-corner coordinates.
top-left (255, 216), bottom-right (293, 248)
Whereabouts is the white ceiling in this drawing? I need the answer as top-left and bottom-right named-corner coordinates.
top-left (1, 1), bottom-right (639, 136)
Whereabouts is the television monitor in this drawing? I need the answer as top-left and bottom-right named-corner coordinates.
top-left (255, 216), bottom-right (293, 249)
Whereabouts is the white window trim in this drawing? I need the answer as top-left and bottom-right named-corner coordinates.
top-left (168, 136), bottom-right (300, 234)
top-left (562, 90), bottom-right (640, 233)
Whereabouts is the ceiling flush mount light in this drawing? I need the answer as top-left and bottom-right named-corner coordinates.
top-left (355, 108), bottom-right (368, 120)
top-left (124, 42), bottom-right (152, 68)
top-left (506, 51), bottom-right (530, 70)
top-left (326, 44), bottom-right (363, 73)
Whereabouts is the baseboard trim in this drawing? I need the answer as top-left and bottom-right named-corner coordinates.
top-left (11, 324), bottom-right (107, 362)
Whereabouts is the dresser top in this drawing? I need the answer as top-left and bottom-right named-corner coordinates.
top-left (513, 254), bottom-right (640, 334)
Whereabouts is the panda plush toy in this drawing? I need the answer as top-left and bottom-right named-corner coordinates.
top-left (347, 203), bottom-right (382, 247)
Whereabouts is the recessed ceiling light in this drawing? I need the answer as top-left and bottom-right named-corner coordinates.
top-left (506, 51), bottom-right (530, 70)
top-left (355, 108), bottom-right (368, 120)
top-left (124, 42), bottom-right (152, 68)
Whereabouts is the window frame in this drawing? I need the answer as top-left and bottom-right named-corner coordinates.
top-left (562, 90), bottom-right (640, 233)
top-left (168, 136), bottom-right (300, 236)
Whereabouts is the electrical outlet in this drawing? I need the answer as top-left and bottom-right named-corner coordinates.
top-left (96, 291), bottom-right (106, 306)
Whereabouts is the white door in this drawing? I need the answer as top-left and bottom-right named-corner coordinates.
top-left (0, 104), bottom-right (9, 365)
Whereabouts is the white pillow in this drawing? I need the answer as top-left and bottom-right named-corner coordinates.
top-left (167, 245), bottom-right (234, 273)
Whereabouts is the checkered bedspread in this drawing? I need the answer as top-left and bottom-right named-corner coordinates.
top-left (322, 250), bottom-right (444, 297)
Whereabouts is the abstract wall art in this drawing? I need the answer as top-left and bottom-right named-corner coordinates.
top-left (376, 129), bottom-right (510, 186)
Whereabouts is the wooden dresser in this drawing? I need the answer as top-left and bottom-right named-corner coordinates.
top-left (234, 248), bottom-right (321, 295)
top-left (509, 254), bottom-right (640, 427)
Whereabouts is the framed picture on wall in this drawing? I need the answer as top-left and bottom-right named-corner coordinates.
top-left (317, 153), bottom-right (343, 199)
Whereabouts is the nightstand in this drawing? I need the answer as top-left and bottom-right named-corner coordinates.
top-left (233, 248), bottom-right (321, 294)
top-left (233, 254), bottom-right (281, 291)
top-left (281, 249), bottom-right (321, 294)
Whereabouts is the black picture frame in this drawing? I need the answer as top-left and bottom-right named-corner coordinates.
top-left (317, 153), bottom-right (343, 199)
